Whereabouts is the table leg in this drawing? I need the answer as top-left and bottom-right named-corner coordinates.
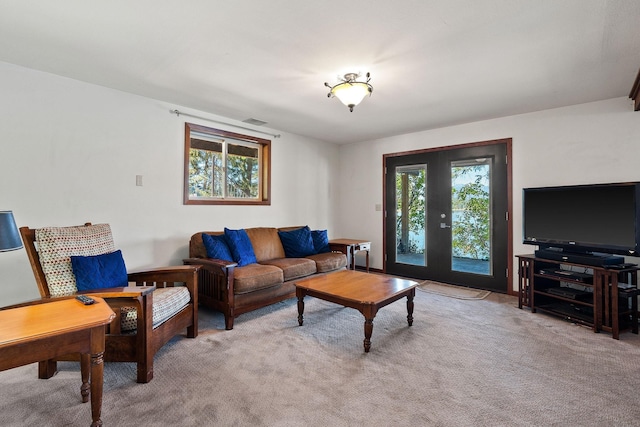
top-left (612, 274), bottom-right (620, 340)
top-left (350, 245), bottom-right (356, 270)
top-left (407, 290), bottom-right (415, 326)
top-left (362, 305), bottom-right (378, 353)
top-left (365, 250), bottom-right (369, 272)
top-left (80, 353), bottom-right (90, 403)
top-left (363, 317), bottom-right (373, 353)
top-left (297, 289), bottom-right (305, 326)
top-left (90, 326), bottom-right (106, 427)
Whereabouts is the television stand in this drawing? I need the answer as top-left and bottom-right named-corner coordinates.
top-left (517, 254), bottom-right (639, 339)
top-left (534, 248), bottom-right (624, 267)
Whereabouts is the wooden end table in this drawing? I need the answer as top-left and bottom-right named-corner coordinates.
top-left (329, 238), bottom-right (371, 272)
top-left (295, 270), bottom-right (418, 352)
top-left (0, 297), bottom-right (115, 427)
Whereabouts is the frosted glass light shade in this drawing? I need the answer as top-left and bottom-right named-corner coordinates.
top-left (332, 82), bottom-right (370, 110)
top-left (325, 72), bottom-right (373, 112)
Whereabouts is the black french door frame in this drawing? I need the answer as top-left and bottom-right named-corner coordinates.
top-left (382, 138), bottom-right (513, 294)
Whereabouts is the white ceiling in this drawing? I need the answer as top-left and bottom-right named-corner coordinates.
top-left (1, 0), bottom-right (639, 144)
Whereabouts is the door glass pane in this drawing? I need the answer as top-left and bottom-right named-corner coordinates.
top-left (395, 165), bottom-right (426, 266)
top-left (451, 160), bottom-right (491, 275)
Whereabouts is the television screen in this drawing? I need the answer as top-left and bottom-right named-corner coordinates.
top-left (522, 182), bottom-right (639, 256)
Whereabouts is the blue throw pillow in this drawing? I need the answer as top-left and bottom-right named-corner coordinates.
top-left (70, 250), bottom-right (128, 291)
top-left (202, 233), bottom-right (234, 262)
top-left (311, 229), bottom-right (331, 254)
top-left (278, 226), bottom-right (316, 258)
top-left (224, 228), bottom-right (257, 266)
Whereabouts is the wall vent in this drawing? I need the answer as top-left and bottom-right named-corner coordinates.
top-left (242, 118), bottom-right (268, 126)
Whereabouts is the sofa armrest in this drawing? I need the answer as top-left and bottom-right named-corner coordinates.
top-left (183, 257), bottom-right (237, 270)
top-left (127, 265), bottom-right (200, 284)
top-left (184, 257), bottom-right (236, 326)
top-left (183, 257), bottom-right (236, 287)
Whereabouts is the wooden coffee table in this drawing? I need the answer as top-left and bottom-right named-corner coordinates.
top-left (295, 270), bottom-right (418, 352)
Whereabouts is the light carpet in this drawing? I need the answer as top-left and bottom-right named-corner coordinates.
top-left (1, 291), bottom-right (640, 426)
top-left (418, 280), bottom-right (491, 300)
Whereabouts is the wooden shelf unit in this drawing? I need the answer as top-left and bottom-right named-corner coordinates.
top-left (517, 254), bottom-right (639, 339)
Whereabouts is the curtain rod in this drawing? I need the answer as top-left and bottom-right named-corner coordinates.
top-left (170, 109), bottom-right (281, 138)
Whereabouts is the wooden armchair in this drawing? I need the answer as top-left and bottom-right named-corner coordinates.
top-left (20, 223), bottom-right (199, 383)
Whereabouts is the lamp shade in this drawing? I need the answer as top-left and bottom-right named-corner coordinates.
top-left (332, 82), bottom-right (371, 110)
top-left (0, 211), bottom-right (22, 252)
top-left (325, 72), bottom-right (373, 112)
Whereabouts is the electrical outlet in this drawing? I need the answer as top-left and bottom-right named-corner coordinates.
top-left (136, 175), bottom-right (143, 186)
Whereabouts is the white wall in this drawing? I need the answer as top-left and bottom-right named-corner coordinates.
top-left (336, 97), bottom-right (640, 292)
top-left (2, 60), bottom-right (638, 303)
top-left (0, 61), bottom-right (341, 306)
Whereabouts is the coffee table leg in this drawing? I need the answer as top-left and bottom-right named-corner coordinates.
top-left (363, 317), bottom-right (374, 352)
top-left (407, 289), bottom-right (415, 326)
top-left (296, 289), bottom-right (305, 326)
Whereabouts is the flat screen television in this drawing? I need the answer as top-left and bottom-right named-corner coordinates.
top-left (522, 182), bottom-right (640, 259)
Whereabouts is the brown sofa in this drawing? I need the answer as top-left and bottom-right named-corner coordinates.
top-left (183, 226), bottom-right (347, 329)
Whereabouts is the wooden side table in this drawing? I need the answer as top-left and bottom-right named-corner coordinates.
top-left (0, 297), bottom-right (115, 427)
top-left (329, 238), bottom-right (371, 272)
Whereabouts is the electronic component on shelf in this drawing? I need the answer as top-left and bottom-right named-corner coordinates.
top-left (538, 268), bottom-right (593, 283)
top-left (546, 287), bottom-right (591, 300)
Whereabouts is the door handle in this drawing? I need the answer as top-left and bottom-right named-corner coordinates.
top-left (440, 222), bottom-right (451, 229)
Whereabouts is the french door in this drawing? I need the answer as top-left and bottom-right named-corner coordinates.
top-left (383, 139), bottom-right (511, 292)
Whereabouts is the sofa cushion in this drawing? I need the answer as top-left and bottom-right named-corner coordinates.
top-left (233, 263), bottom-right (284, 294)
top-left (306, 252), bottom-right (348, 273)
top-left (260, 257), bottom-right (317, 281)
top-left (311, 229), bottom-right (331, 254)
top-left (70, 250), bottom-right (128, 291)
top-left (224, 228), bottom-right (257, 267)
top-left (202, 233), bottom-right (234, 261)
top-left (278, 226), bottom-right (316, 258)
top-left (245, 227), bottom-right (285, 262)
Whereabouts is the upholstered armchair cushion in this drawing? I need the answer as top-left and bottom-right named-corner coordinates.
top-left (35, 224), bottom-right (116, 297)
top-left (119, 286), bottom-right (192, 331)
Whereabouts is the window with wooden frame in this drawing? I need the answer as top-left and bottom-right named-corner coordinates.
top-left (184, 122), bottom-right (271, 205)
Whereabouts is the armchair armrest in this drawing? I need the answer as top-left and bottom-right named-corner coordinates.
top-left (127, 265), bottom-right (199, 297)
top-left (81, 286), bottom-right (158, 336)
top-left (82, 286), bottom-right (156, 299)
top-left (1, 287), bottom-right (157, 310)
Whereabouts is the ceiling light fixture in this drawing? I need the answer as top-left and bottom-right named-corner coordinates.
top-left (324, 72), bottom-right (373, 112)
